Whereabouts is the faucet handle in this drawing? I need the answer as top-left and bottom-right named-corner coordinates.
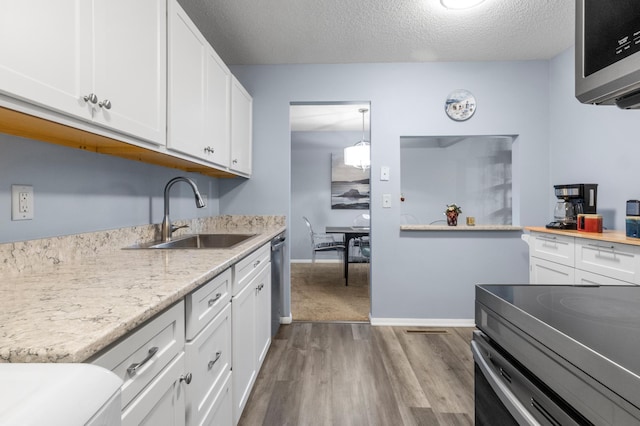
top-left (171, 224), bottom-right (189, 233)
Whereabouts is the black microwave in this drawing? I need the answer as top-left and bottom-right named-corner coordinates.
top-left (575, 0), bottom-right (640, 109)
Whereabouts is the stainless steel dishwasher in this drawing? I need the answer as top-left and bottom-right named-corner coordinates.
top-left (270, 233), bottom-right (286, 336)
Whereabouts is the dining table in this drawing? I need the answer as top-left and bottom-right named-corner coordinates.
top-left (325, 226), bottom-right (370, 285)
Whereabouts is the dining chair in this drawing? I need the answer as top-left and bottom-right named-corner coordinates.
top-left (302, 216), bottom-right (345, 264)
top-left (349, 213), bottom-right (371, 263)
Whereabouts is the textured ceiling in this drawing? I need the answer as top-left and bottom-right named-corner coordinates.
top-left (178, 0), bottom-right (575, 66)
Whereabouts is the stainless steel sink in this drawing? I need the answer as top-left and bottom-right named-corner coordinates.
top-left (126, 233), bottom-right (256, 249)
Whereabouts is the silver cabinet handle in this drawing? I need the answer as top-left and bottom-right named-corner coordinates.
top-left (232, 159), bottom-right (238, 164)
top-left (83, 93), bottom-right (98, 104)
top-left (180, 373), bottom-right (192, 384)
top-left (207, 351), bottom-right (222, 370)
top-left (538, 235), bottom-right (557, 241)
top-left (204, 146), bottom-right (215, 154)
top-left (127, 346), bottom-right (159, 376)
top-left (587, 243), bottom-right (615, 250)
top-left (98, 99), bottom-right (112, 110)
top-left (208, 293), bottom-right (222, 307)
top-left (253, 260), bottom-right (261, 268)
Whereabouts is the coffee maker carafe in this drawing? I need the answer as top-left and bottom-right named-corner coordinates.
top-left (546, 184), bottom-right (597, 230)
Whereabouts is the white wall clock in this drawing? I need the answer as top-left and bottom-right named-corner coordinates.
top-left (445, 89), bottom-right (476, 121)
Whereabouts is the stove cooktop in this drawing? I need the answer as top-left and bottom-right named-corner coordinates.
top-left (476, 284), bottom-right (640, 423)
top-left (478, 284), bottom-right (640, 379)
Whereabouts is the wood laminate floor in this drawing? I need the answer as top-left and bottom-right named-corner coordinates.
top-left (239, 323), bottom-right (475, 426)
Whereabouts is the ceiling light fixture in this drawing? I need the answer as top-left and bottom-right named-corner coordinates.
top-left (440, 0), bottom-right (485, 10)
top-left (344, 108), bottom-right (370, 171)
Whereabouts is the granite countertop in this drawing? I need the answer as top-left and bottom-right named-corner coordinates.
top-left (526, 226), bottom-right (640, 247)
top-left (0, 216), bottom-right (285, 364)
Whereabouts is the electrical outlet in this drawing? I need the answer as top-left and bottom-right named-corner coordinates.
top-left (12, 185), bottom-right (34, 220)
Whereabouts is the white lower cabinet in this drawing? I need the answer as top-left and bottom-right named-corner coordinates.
top-left (529, 231), bottom-right (639, 286)
top-left (92, 243), bottom-right (274, 426)
top-left (231, 272), bottom-right (257, 424)
top-left (92, 301), bottom-right (186, 424)
top-left (232, 244), bottom-right (272, 425)
top-left (255, 266), bottom-right (272, 370)
top-left (574, 239), bottom-right (640, 284)
top-left (204, 372), bottom-right (233, 426)
top-left (121, 352), bottom-right (186, 426)
top-left (530, 256), bottom-right (574, 285)
top-left (574, 269), bottom-right (635, 286)
top-left (185, 303), bottom-right (232, 426)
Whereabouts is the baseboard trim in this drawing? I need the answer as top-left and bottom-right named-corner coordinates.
top-left (370, 318), bottom-right (476, 327)
top-left (280, 315), bottom-right (293, 324)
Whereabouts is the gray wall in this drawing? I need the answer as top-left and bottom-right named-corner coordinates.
top-left (549, 47), bottom-right (640, 231)
top-left (225, 60), bottom-right (550, 322)
top-left (0, 133), bottom-right (220, 243)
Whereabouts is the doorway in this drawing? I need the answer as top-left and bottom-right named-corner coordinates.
top-left (289, 101), bottom-right (371, 322)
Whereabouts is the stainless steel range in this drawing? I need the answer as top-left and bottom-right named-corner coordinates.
top-left (474, 284), bottom-right (640, 425)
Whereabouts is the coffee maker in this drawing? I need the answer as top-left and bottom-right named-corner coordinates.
top-left (546, 184), bottom-right (598, 230)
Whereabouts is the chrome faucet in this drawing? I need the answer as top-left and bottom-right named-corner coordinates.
top-left (161, 177), bottom-right (206, 242)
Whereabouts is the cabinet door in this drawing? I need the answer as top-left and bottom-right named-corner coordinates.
top-left (185, 303), bottom-right (231, 426)
top-left (254, 264), bottom-right (272, 369)
top-left (231, 278), bottom-right (256, 424)
top-left (230, 77), bottom-right (252, 175)
top-left (0, 0), bottom-right (92, 117)
top-left (121, 352), bottom-right (186, 426)
top-left (530, 257), bottom-right (574, 285)
top-left (93, 0), bottom-right (167, 145)
top-left (203, 48), bottom-right (231, 167)
top-left (168, 0), bottom-right (206, 157)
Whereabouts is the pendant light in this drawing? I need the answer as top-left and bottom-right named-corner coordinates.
top-left (344, 108), bottom-right (370, 170)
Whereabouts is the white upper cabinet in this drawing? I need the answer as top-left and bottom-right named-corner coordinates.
top-left (92, 0), bottom-right (167, 145)
top-left (168, 0), bottom-right (231, 168)
top-left (0, 0), bottom-right (167, 145)
top-left (0, 1), bottom-right (91, 117)
top-left (230, 77), bottom-right (253, 175)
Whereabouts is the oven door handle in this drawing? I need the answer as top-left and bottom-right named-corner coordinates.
top-left (471, 340), bottom-right (540, 426)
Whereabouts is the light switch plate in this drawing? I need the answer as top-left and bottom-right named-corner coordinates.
top-left (381, 166), bottom-right (390, 181)
top-left (382, 193), bottom-right (392, 208)
top-left (12, 184), bottom-right (34, 220)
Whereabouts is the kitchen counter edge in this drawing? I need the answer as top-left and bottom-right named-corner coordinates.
top-left (525, 226), bottom-right (640, 246)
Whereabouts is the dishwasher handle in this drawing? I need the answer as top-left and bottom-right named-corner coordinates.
top-left (271, 235), bottom-right (286, 251)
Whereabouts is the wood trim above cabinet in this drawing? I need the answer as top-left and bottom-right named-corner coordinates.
top-left (0, 106), bottom-right (237, 178)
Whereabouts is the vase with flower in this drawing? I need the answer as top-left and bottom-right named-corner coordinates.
top-left (444, 204), bottom-right (462, 226)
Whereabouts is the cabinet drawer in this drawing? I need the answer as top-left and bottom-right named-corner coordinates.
top-left (530, 232), bottom-right (574, 266)
top-left (92, 301), bottom-right (185, 409)
top-left (574, 269), bottom-right (636, 286)
top-left (121, 351), bottom-right (186, 426)
top-left (233, 243), bottom-right (269, 296)
top-left (575, 239), bottom-right (640, 284)
top-left (185, 303), bottom-right (231, 426)
top-left (185, 269), bottom-right (231, 340)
